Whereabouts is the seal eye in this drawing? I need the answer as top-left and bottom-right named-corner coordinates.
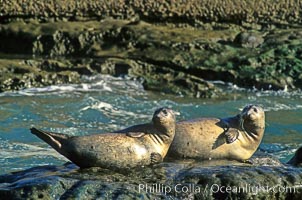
top-left (253, 108), bottom-right (258, 113)
top-left (162, 109), bottom-right (168, 116)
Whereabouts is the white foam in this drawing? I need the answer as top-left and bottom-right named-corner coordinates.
top-left (80, 98), bottom-right (113, 112)
top-left (0, 74), bottom-right (145, 96)
top-left (80, 96), bottom-right (149, 120)
top-left (0, 141), bottom-right (67, 161)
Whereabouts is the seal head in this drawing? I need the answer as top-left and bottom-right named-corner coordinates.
top-left (238, 105), bottom-right (265, 144)
top-left (152, 107), bottom-right (176, 140)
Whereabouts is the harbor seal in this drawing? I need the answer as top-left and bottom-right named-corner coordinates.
top-left (167, 104), bottom-right (265, 161)
top-left (30, 107), bottom-right (176, 170)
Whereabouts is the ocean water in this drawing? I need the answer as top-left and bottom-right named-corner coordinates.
top-left (0, 75), bottom-right (302, 175)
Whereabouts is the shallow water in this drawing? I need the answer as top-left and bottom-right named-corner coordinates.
top-left (0, 75), bottom-right (302, 175)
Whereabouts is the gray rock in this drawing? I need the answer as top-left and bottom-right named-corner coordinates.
top-left (234, 32), bottom-right (264, 48)
top-left (1, 159), bottom-right (302, 200)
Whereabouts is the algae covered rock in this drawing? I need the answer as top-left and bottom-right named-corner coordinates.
top-left (1, 1), bottom-right (302, 97)
top-left (234, 32), bottom-right (264, 48)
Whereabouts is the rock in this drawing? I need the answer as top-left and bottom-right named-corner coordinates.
top-left (1, 0), bottom-right (302, 29)
top-left (288, 147), bottom-right (302, 167)
top-left (249, 153), bottom-right (283, 167)
top-left (1, 159), bottom-right (302, 200)
top-left (0, 3), bottom-right (302, 96)
top-left (234, 32), bottom-right (264, 48)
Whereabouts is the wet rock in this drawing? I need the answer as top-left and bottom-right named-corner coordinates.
top-left (129, 61), bottom-right (219, 98)
top-left (0, 58), bottom-right (83, 92)
top-left (288, 147), bottom-right (302, 167)
top-left (234, 32), bottom-right (264, 48)
top-left (249, 153), bottom-right (283, 167)
top-left (1, 160), bottom-right (302, 200)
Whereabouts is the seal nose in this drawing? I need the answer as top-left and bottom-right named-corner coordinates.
top-left (153, 113), bottom-right (161, 120)
top-left (153, 108), bottom-right (168, 120)
top-left (247, 106), bottom-right (256, 115)
top-left (153, 107), bottom-right (179, 121)
top-left (245, 106), bottom-right (261, 119)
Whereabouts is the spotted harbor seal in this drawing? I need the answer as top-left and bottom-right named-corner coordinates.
top-left (30, 107), bottom-right (176, 170)
top-left (167, 104), bottom-right (265, 161)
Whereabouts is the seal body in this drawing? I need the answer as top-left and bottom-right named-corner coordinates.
top-left (30, 107), bottom-right (176, 170)
top-left (167, 105), bottom-right (265, 161)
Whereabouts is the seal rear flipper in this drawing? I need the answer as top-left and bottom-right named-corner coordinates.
top-left (150, 152), bottom-right (163, 165)
top-left (30, 127), bottom-right (70, 151)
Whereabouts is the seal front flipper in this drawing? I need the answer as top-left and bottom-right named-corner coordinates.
top-left (126, 132), bottom-right (146, 138)
top-left (218, 120), bottom-right (239, 144)
top-left (225, 129), bottom-right (239, 144)
top-left (150, 152), bottom-right (163, 165)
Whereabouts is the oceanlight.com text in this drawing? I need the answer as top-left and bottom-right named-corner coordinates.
top-left (138, 183), bottom-right (299, 195)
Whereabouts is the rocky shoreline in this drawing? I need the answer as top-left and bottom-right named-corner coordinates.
top-left (1, 158), bottom-right (302, 200)
top-left (0, 1), bottom-right (302, 97)
top-left (1, 0), bottom-right (302, 29)
top-left (1, 1), bottom-right (302, 199)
